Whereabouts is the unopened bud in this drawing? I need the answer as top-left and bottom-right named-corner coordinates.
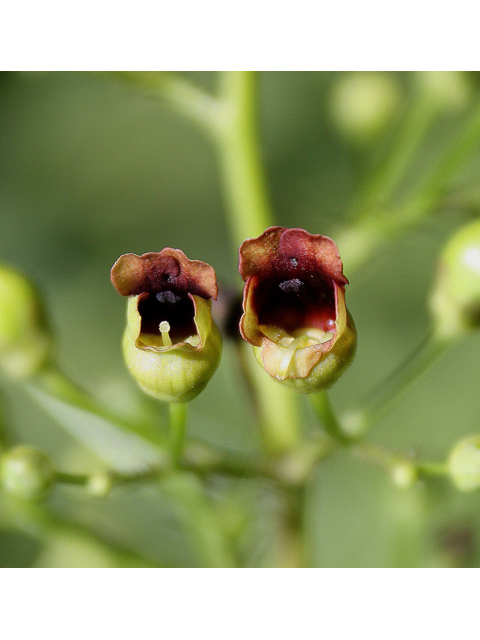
top-left (430, 219), bottom-right (480, 340)
top-left (448, 435), bottom-right (480, 492)
top-left (0, 263), bottom-right (53, 378)
top-left (330, 72), bottom-right (400, 143)
top-left (1, 445), bottom-right (54, 500)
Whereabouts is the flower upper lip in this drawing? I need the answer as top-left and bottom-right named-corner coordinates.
top-left (110, 249), bottom-right (218, 300)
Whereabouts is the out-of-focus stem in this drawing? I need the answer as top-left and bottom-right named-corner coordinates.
top-left (107, 72), bottom-right (221, 136)
top-left (169, 402), bottom-right (188, 466)
top-left (214, 71), bottom-right (300, 455)
top-left (310, 390), bottom-right (350, 444)
top-left (216, 71), bottom-right (273, 247)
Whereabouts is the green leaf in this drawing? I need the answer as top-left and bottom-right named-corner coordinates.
top-left (26, 384), bottom-right (162, 473)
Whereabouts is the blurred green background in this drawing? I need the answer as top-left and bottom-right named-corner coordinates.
top-left (1, 71), bottom-right (480, 567)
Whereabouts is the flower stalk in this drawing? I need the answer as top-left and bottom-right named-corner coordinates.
top-left (169, 402), bottom-right (188, 466)
top-left (214, 71), bottom-right (301, 455)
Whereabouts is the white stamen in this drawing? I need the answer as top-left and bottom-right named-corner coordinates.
top-left (159, 321), bottom-right (172, 346)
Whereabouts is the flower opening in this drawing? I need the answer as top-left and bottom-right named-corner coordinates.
top-left (239, 227), bottom-right (356, 392)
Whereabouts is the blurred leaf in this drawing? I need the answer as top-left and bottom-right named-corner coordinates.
top-left (26, 384), bottom-right (162, 473)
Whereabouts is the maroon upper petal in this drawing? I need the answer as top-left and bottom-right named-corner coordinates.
top-left (239, 227), bottom-right (348, 287)
top-left (111, 249), bottom-right (218, 300)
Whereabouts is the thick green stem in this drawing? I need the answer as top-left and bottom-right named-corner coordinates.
top-left (272, 486), bottom-right (309, 567)
top-left (216, 71), bottom-right (273, 247)
top-left (169, 402), bottom-right (188, 466)
top-left (214, 71), bottom-right (300, 455)
top-left (241, 344), bottom-right (300, 454)
top-left (385, 483), bottom-right (427, 567)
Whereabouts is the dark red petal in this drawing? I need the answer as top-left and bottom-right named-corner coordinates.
top-left (239, 227), bottom-right (348, 287)
top-left (111, 248), bottom-right (218, 300)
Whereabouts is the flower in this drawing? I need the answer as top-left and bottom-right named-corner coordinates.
top-left (239, 227), bottom-right (356, 393)
top-left (111, 249), bottom-right (222, 403)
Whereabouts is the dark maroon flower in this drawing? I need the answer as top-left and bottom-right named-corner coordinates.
top-left (111, 248), bottom-right (222, 402)
top-left (239, 227), bottom-right (356, 392)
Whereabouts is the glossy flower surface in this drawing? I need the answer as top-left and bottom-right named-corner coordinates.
top-left (239, 227), bottom-right (356, 393)
top-left (111, 249), bottom-right (222, 402)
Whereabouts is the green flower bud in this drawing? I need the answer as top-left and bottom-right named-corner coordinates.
top-left (329, 72), bottom-right (400, 142)
top-left (430, 219), bottom-right (480, 340)
top-left (0, 445), bottom-right (55, 500)
top-left (448, 435), bottom-right (480, 492)
top-left (416, 71), bottom-right (471, 111)
top-left (87, 473), bottom-right (113, 496)
top-left (0, 263), bottom-right (52, 378)
top-left (111, 249), bottom-right (222, 403)
top-left (239, 227), bottom-right (357, 393)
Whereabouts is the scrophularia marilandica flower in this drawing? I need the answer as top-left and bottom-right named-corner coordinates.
top-left (111, 249), bottom-right (222, 402)
top-left (239, 226), bottom-right (357, 393)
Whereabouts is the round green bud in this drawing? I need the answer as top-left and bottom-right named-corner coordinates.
top-left (87, 473), bottom-right (113, 497)
top-left (0, 446), bottom-right (55, 500)
top-left (391, 461), bottom-right (418, 489)
top-left (430, 219), bottom-right (480, 340)
top-left (0, 263), bottom-right (53, 378)
top-left (416, 71), bottom-right (471, 111)
top-left (448, 435), bottom-right (480, 492)
top-left (329, 72), bottom-right (400, 142)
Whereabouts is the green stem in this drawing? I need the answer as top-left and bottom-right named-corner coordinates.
top-left (106, 72), bottom-right (221, 136)
top-left (416, 461), bottom-right (449, 477)
top-left (241, 343), bottom-right (300, 454)
top-left (169, 402), bottom-right (188, 466)
top-left (55, 468), bottom-right (160, 488)
top-left (384, 483), bottom-right (426, 567)
top-left (216, 71), bottom-right (273, 247)
top-left (310, 390), bottom-right (350, 444)
top-left (351, 440), bottom-right (448, 483)
top-left (274, 486), bottom-right (308, 567)
top-left (213, 71), bottom-right (300, 455)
